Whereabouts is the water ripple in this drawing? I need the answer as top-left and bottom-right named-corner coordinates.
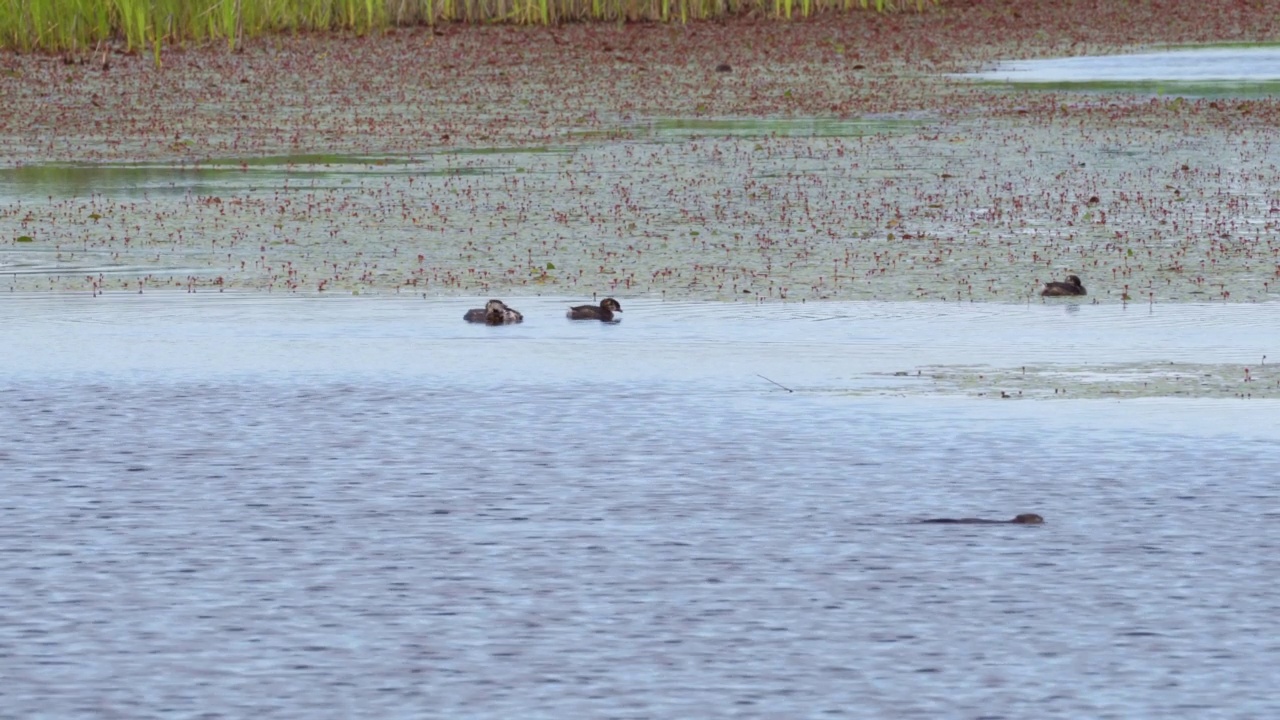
top-left (2, 296), bottom-right (1279, 717)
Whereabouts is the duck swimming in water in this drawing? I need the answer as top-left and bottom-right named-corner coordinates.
top-left (567, 298), bottom-right (622, 321)
top-left (920, 513), bottom-right (1044, 525)
top-left (463, 299), bottom-right (523, 325)
top-left (1041, 275), bottom-right (1086, 297)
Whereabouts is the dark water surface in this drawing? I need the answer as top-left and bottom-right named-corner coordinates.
top-left (3, 294), bottom-right (1279, 718)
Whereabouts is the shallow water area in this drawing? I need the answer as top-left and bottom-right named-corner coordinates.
top-left (4, 293), bottom-right (1277, 400)
top-left (969, 45), bottom-right (1280, 96)
top-left (4, 293), bottom-right (1280, 717)
top-left (7, 123), bottom-right (1280, 304)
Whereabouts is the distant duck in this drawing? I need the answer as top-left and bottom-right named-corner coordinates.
top-left (567, 297), bottom-right (622, 321)
top-left (463, 299), bottom-right (523, 325)
top-left (1041, 275), bottom-right (1086, 297)
top-left (920, 513), bottom-right (1045, 525)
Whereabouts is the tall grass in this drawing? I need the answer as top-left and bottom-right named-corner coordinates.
top-left (0, 0), bottom-right (930, 55)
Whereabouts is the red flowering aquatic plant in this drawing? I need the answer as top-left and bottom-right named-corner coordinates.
top-left (2, 1), bottom-right (1279, 302)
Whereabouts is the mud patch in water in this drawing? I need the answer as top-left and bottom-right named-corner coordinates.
top-left (871, 361), bottom-right (1280, 400)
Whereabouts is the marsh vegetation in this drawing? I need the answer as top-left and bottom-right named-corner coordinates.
top-left (1, 0), bottom-right (928, 56)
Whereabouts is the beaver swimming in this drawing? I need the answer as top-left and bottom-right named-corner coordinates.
top-left (920, 513), bottom-right (1044, 525)
top-left (463, 299), bottom-right (524, 325)
top-left (567, 298), bottom-right (622, 321)
top-left (1041, 275), bottom-right (1086, 297)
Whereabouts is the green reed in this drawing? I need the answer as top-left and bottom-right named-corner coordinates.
top-left (0, 0), bottom-right (931, 55)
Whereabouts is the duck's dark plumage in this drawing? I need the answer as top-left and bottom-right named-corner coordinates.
top-left (1041, 275), bottom-right (1086, 297)
top-left (567, 297), bottom-right (622, 321)
top-left (920, 513), bottom-right (1045, 525)
top-left (464, 299), bottom-right (523, 325)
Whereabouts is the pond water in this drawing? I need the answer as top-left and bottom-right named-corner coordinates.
top-left (970, 45), bottom-right (1280, 96)
top-left (4, 294), bottom-right (1280, 718)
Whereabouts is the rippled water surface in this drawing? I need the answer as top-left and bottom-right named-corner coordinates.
top-left (3, 295), bottom-right (1279, 718)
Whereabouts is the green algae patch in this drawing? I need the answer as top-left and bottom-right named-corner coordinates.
top-left (637, 116), bottom-right (925, 139)
top-left (199, 154), bottom-right (416, 167)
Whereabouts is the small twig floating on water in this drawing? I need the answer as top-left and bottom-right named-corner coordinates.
top-left (757, 374), bottom-right (794, 393)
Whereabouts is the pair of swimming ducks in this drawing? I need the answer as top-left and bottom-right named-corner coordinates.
top-left (463, 298), bottom-right (622, 325)
top-left (465, 274), bottom-right (1081, 327)
top-left (462, 275), bottom-right (1081, 325)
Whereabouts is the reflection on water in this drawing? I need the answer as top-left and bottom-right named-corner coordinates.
top-left (2, 295), bottom-right (1280, 718)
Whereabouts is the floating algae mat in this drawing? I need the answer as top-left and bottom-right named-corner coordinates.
top-left (0, 154), bottom-right (493, 200)
top-left (632, 116), bottom-right (926, 139)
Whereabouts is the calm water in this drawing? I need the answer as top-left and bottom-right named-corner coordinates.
top-left (978, 46), bottom-right (1280, 82)
top-left (969, 45), bottom-right (1280, 96)
top-left (3, 294), bottom-right (1280, 718)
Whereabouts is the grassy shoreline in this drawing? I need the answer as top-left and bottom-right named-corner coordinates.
top-left (1, 0), bottom-right (925, 56)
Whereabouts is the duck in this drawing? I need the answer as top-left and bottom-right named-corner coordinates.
top-left (920, 514), bottom-right (1044, 525)
top-left (567, 297), bottom-right (622, 321)
top-left (463, 299), bottom-right (523, 325)
top-left (1041, 275), bottom-right (1086, 297)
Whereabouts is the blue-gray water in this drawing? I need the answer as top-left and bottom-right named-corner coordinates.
top-left (968, 45), bottom-right (1280, 97)
top-left (3, 294), bottom-right (1279, 718)
top-left (976, 46), bottom-right (1280, 83)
